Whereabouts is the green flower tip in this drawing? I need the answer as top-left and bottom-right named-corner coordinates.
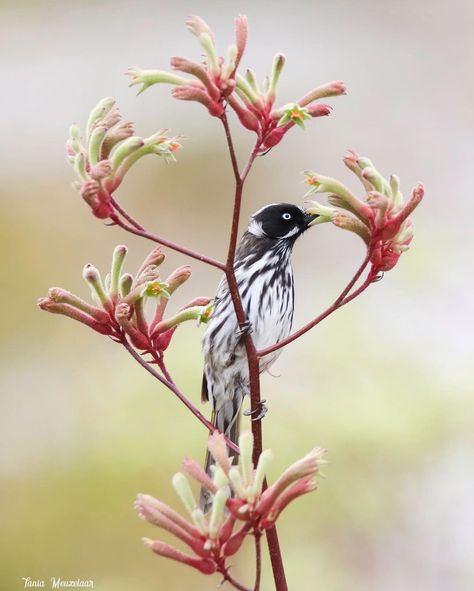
top-left (278, 103), bottom-right (311, 128)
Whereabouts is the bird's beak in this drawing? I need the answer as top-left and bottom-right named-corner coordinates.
top-left (304, 211), bottom-right (320, 227)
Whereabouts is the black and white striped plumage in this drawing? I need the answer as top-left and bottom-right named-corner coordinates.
top-left (201, 203), bottom-right (317, 492)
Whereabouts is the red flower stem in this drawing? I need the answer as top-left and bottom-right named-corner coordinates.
top-left (265, 527), bottom-right (287, 591)
top-left (334, 249), bottom-right (372, 306)
top-left (109, 205), bottom-right (226, 271)
top-left (110, 195), bottom-right (144, 231)
top-left (219, 112), bottom-right (288, 591)
top-left (120, 336), bottom-right (239, 453)
top-left (220, 569), bottom-right (252, 591)
top-left (257, 251), bottom-right (374, 358)
top-left (253, 531), bottom-right (262, 591)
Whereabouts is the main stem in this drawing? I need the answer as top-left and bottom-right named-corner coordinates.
top-left (220, 113), bottom-right (288, 591)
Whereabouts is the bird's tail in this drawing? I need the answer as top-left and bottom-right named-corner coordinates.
top-left (200, 398), bottom-right (242, 513)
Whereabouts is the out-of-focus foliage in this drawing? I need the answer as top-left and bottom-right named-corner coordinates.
top-left (1, 0), bottom-right (473, 590)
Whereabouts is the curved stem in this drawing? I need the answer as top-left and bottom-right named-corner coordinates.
top-left (120, 336), bottom-right (239, 453)
top-left (221, 570), bottom-right (252, 591)
top-left (258, 251), bottom-right (374, 358)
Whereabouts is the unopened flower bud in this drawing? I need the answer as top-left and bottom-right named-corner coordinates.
top-left (74, 153), bottom-right (88, 182)
top-left (86, 97), bottom-right (115, 137)
top-left (119, 273), bottom-right (133, 298)
top-left (110, 136), bottom-right (145, 171)
top-left (127, 68), bottom-right (190, 95)
top-left (101, 121), bottom-right (135, 159)
top-left (163, 265), bottom-right (191, 294)
top-left (234, 15), bottom-right (248, 69)
top-left (197, 32), bottom-right (220, 76)
top-left (227, 95), bottom-right (260, 132)
top-left (170, 56), bottom-right (221, 101)
top-left (172, 473), bottom-right (197, 516)
top-left (88, 124), bottom-right (108, 166)
top-left (209, 488), bottom-right (229, 539)
top-left (298, 80), bottom-right (346, 107)
top-left (182, 457), bottom-right (217, 494)
top-left (207, 432), bottom-right (233, 475)
top-left (223, 524), bottom-right (251, 557)
top-left (262, 126), bottom-right (290, 149)
top-left (307, 103), bottom-right (332, 118)
top-left (389, 174), bottom-right (403, 210)
top-left (109, 245), bottom-right (128, 302)
top-left (251, 449), bottom-right (273, 496)
top-left (136, 494), bottom-right (200, 537)
top-left (245, 68), bottom-right (259, 93)
top-left (222, 44), bottom-right (238, 80)
top-left (259, 448), bottom-right (326, 516)
top-left (236, 74), bottom-right (261, 105)
top-left (228, 467), bottom-right (247, 499)
top-left (362, 167), bottom-right (385, 194)
top-left (191, 509), bottom-right (209, 536)
top-left (332, 213), bottom-right (371, 244)
top-left (142, 538), bottom-right (216, 575)
top-left (260, 477), bottom-right (317, 528)
top-left (48, 287), bottom-right (110, 323)
top-left (238, 432), bottom-right (254, 487)
top-left (37, 298), bottom-right (113, 335)
top-left (69, 124), bottom-right (82, 153)
top-left (89, 160), bottom-right (112, 181)
top-left (82, 264), bottom-right (113, 312)
top-left (172, 86), bottom-right (224, 116)
top-left (115, 302), bottom-right (149, 349)
top-left (268, 53), bottom-right (285, 102)
top-left (186, 15), bottom-right (215, 41)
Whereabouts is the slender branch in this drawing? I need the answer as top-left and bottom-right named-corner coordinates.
top-left (253, 532), bottom-right (262, 591)
top-left (110, 204), bottom-right (226, 270)
top-left (120, 336), bottom-right (239, 453)
top-left (220, 111), bottom-right (241, 184)
top-left (258, 251), bottom-right (374, 358)
top-left (221, 112), bottom-right (262, 268)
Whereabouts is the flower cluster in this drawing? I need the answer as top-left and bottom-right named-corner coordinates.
top-left (136, 431), bottom-right (325, 576)
top-left (66, 98), bottom-right (181, 219)
top-left (38, 245), bottom-right (212, 356)
top-left (305, 151), bottom-right (424, 273)
top-left (127, 15), bottom-right (346, 152)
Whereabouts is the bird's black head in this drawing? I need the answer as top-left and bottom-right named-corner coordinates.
top-left (248, 203), bottom-right (318, 241)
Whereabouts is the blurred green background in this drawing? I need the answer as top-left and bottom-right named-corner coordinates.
top-left (1, 0), bottom-right (473, 589)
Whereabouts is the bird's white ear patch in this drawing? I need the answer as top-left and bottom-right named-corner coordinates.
top-left (280, 226), bottom-right (300, 239)
top-left (248, 218), bottom-right (266, 238)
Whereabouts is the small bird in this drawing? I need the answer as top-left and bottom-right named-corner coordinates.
top-left (201, 203), bottom-right (317, 508)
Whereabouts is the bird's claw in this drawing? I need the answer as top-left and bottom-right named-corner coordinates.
top-left (243, 400), bottom-right (268, 421)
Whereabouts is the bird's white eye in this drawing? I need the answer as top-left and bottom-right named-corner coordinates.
top-left (282, 213), bottom-right (292, 220)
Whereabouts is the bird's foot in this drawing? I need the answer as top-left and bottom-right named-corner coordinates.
top-left (243, 399), bottom-right (268, 422)
top-left (236, 320), bottom-right (253, 340)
